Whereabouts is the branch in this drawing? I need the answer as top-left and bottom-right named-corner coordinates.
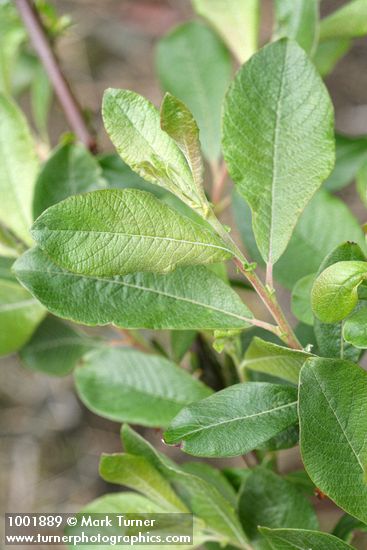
top-left (15, 0), bottom-right (97, 152)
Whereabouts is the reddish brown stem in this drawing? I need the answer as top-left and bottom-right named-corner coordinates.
top-left (212, 162), bottom-right (228, 204)
top-left (15, 0), bottom-right (97, 152)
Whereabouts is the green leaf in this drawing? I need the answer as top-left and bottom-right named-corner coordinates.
top-left (33, 142), bottom-right (105, 218)
top-left (100, 453), bottom-right (187, 512)
top-left (313, 242), bottom-right (365, 361)
top-left (320, 0), bottom-right (367, 41)
top-left (0, 2), bottom-right (25, 94)
top-left (325, 134), bottom-right (367, 192)
top-left (102, 88), bottom-right (208, 215)
top-left (333, 513), bottom-right (367, 543)
top-left (181, 462), bottom-right (237, 507)
top-left (160, 93), bottom-right (204, 195)
top-left (14, 247), bottom-right (252, 330)
top-left (164, 382), bottom-right (298, 457)
top-left (31, 189), bottom-right (233, 277)
top-left (238, 468), bottom-right (318, 544)
top-left (0, 93), bottom-right (39, 245)
top-left (299, 357), bottom-right (367, 523)
top-left (31, 63), bottom-right (52, 141)
top-left (223, 39), bottom-right (334, 266)
top-left (233, 189), bottom-right (366, 289)
top-left (171, 331), bottom-right (197, 362)
top-left (311, 260), bottom-right (367, 323)
top-left (291, 274), bottom-right (315, 326)
top-left (156, 21), bottom-right (231, 161)
top-left (121, 425), bottom-right (248, 547)
top-left (19, 316), bottom-right (96, 376)
top-left (313, 38), bottom-right (352, 77)
top-left (0, 278), bottom-right (45, 356)
top-left (241, 337), bottom-right (312, 384)
top-left (357, 159), bottom-right (367, 208)
top-left (274, 0), bottom-right (319, 55)
top-left (256, 425), bottom-right (299, 452)
top-left (343, 305), bottom-right (367, 348)
top-left (191, 0), bottom-right (259, 63)
top-left (75, 347), bottom-right (212, 427)
top-left (259, 527), bottom-right (354, 549)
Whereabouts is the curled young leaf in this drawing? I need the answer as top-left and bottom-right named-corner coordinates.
top-left (160, 93), bottom-right (204, 195)
top-left (311, 261), bottom-right (367, 323)
top-left (102, 88), bottom-right (209, 215)
top-left (31, 189), bottom-right (233, 277)
top-left (156, 21), bottom-right (231, 162)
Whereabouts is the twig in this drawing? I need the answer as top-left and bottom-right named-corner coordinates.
top-left (207, 211), bottom-right (302, 350)
top-left (15, 0), bottom-right (97, 152)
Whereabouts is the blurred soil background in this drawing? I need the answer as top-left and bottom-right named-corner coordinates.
top-left (1, 1), bottom-right (367, 548)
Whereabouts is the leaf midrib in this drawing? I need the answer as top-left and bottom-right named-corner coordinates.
top-left (36, 227), bottom-right (232, 255)
top-left (312, 368), bottom-right (365, 473)
top-left (175, 400), bottom-right (297, 438)
top-left (19, 266), bottom-right (251, 325)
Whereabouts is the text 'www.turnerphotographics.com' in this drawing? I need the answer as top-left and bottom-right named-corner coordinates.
top-left (5, 513), bottom-right (194, 546)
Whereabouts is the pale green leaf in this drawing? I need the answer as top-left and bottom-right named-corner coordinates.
top-left (20, 316), bottom-right (97, 376)
top-left (121, 425), bottom-right (248, 547)
top-left (102, 88), bottom-right (208, 214)
top-left (343, 305), bottom-right (367, 348)
top-left (100, 453), bottom-right (187, 512)
top-left (256, 424), bottom-right (299, 452)
top-left (156, 21), bottom-right (231, 161)
top-left (0, 93), bottom-right (39, 245)
top-left (299, 357), bottom-right (367, 523)
top-left (171, 331), bottom-right (197, 362)
top-left (66, 493), bottom-right (177, 550)
top-left (223, 39), bottom-right (334, 265)
top-left (164, 382), bottom-right (298, 457)
top-left (31, 189), bottom-right (233, 277)
top-left (191, 0), bottom-right (259, 63)
top-left (181, 462), bottom-right (237, 507)
top-left (274, 0), bottom-right (319, 55)
top-left (0, 278), bottom-right (45, 356)
top-left (357, 159), bottom-right (367, 208)
top-left (325, 134), bottom-right (367, 192)
top-left (160, 93), bottom-right (203, 195)
top-left (33, 142), bottom-right (105, 218)
top-left (320, 0), bottom-right (367, 41)
top-left (14, 247), bottom-right (252, 330)
top-left (241, 337), bottom-right (311, 384)
top-left (313, 242), bottom-right (365, 361)
top-left (238, 468), bottom-right (318, 544)
top-left (291, 274), bottom-right (315, 326)
top-left (31, 63), bottom-right (52, 141)
top-left (0, 3), bottom-right (25, 94)
top-left (233, 189), bottom-right (366, 289)
top-left (311, 260), bottom-right (367, 323)
top-left (75, 347), bottom-right (212, 427)
top-left (259, 527), bottom-right (354, 549)
top-left (313, 38), bottom-right (352, 77)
